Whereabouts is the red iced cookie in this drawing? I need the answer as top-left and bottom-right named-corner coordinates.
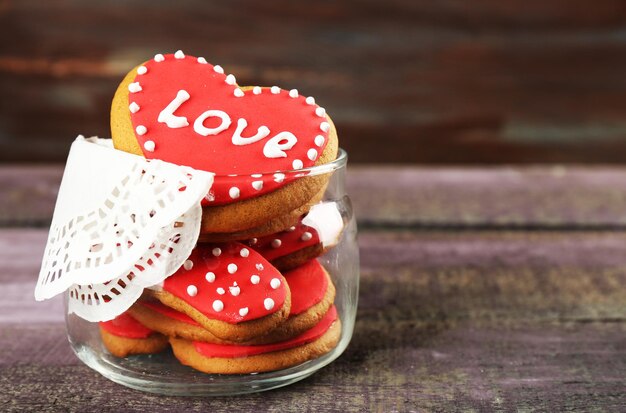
top-left (115, 52), bottom-right (331, 205)
top-left (148, 242), bottom-right (291, 342)
top-left (99, 312), bottom-right (169, 357)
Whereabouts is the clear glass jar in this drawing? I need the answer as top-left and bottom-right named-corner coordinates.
top-left (65, 149), bottom-right (359, 396)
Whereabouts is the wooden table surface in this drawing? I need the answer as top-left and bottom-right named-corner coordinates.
top-left (1, 165), bottom-right (625, 412)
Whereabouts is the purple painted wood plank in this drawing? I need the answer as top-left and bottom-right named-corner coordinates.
top-left (349, 166), bottom-right (626, 227)
top-left (5, 165), bottom-right (626, 227)
top-left (5, 228), bottom-right (626, 324)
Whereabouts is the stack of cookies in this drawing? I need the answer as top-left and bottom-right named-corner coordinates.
top-left (97, 51), bottom-right (343, 374)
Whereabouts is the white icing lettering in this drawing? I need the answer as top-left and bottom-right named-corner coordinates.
top-left (263, 132), bottom-right (297, 158)
top-left (158, 90), bottom-right (190, 129)
top-left (154, 90), bottom-right (305, 159)
top-left (194, 110), bottom-right (231, 136)
top-left (232, 118), bottom-right (270, 146)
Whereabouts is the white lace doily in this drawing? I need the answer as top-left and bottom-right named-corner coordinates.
top-left (35, 136), bottom-right (213, 322)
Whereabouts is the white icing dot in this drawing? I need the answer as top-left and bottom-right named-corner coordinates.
top-left (271, 239), bottom-right (282, 248)
top-left (213, 65), bottom-right (224, 74)
top-left (301, 231), bottom-right (313, 241)
top-left (240, 248), bottom-right (250, 258)
top-left (197, 57), bottom-right (208, 64)
top-left (174, 50), bottom-right (185, 59)
top-left (250, 275), bottom-right (260, 284)
top-left (137, 66), bottom-right (148, 75)
top-left (225, 74), bottom-right (236, 85)
top-left (186, 285), bottom-right (198, 297)
top-left (205, 272), bottom-right (215, 283)
top-left (183, 259), bottom-right (194, 270)
top-left (239, 307), bottom-right (249, 317)
top-left (135, 125), bottom-right (147, 136)
top-left (287, 226), bottom-right (296, 232)
top-left (270, 278), bottom-right (281, 289)
top-left (292, 159), bottom-right (304, 170)
top-left (274, 173), bottom-right (285, 183)
top-left (320, 122), bottom-right (330, 132)
top-left (229, 285), bottom-right (241, 296)
top-left (216, 287), bottom-right (225, 295)
top-left (253, 86), bottom-right (262, 95)
top-left (128, 82), bottom-right (142, 93)
top-left (228, 263), bottom-right (238, 274)
top-left (289, 89), bottom-right (299, 98)
top-left (256, 263), bottom-right (264, 271)
top-left (251, 173), bottom-right (262, 178)
top-left (252, 181), bottom-right (263, 191)
top-left (314, 135), bottom-right (325, 147)
top-left (271, 86), bottom-right (280, 94)
top-left (212, 300), bottom-right (224, 312)
top-left (249, 238), bottom-right (258, 245)
top-left (212, 248), bottom-right (221, 257)
top-left (229, 186), bottom-right (240, 199)
top-left (315, 107), bottom-right (326, 117)
top-left (305, 96), bottom-right (315, 105)
top-left (264, 298), bottom-right (275, 311)
top-left (129, 102), bottom-right (140, 113)
top-left (307, 148), bottom-right (318, 161)
top-left (154, 54), bottom-right (165, 62)
top-left (143, 140), bottom-right (156, 152)
top-left (234, 88), bottom-right (244, 97)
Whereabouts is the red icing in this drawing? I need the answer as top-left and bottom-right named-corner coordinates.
top-left (162, 242), bottom-right (286, 324)
top-left (142, 301), bottom-right (200, 326)
top-left (144, 259), bottom-right (325, 323)
top-left (283, 260), bottom-right (328, 315)
top-left (128, 54), bottom-right (331, 205)
top-left (99, 312), bottom-right (153, 339)
top-left (247, 218), bottom-right (320, 262)
top-left (193, 306), bottom-right (337, 358)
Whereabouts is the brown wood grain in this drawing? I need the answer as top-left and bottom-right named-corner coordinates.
top-left (3, 1), bottom-right (626, 164)
top-left (5, 165), bottom-right (626, 228)
top-left (1, 228), bottom-right (625, 411)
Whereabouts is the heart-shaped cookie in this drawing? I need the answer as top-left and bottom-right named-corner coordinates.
top-left (111, 51), bottom-right (337, 206)
top-left (148, 241), bottom-right (291, 342)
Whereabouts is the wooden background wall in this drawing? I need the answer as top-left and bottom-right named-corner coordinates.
top-left (2, 0), bottom-right (626, 164)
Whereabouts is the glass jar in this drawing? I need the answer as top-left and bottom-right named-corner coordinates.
top-left (65, 149), bottom-right (359, 396)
